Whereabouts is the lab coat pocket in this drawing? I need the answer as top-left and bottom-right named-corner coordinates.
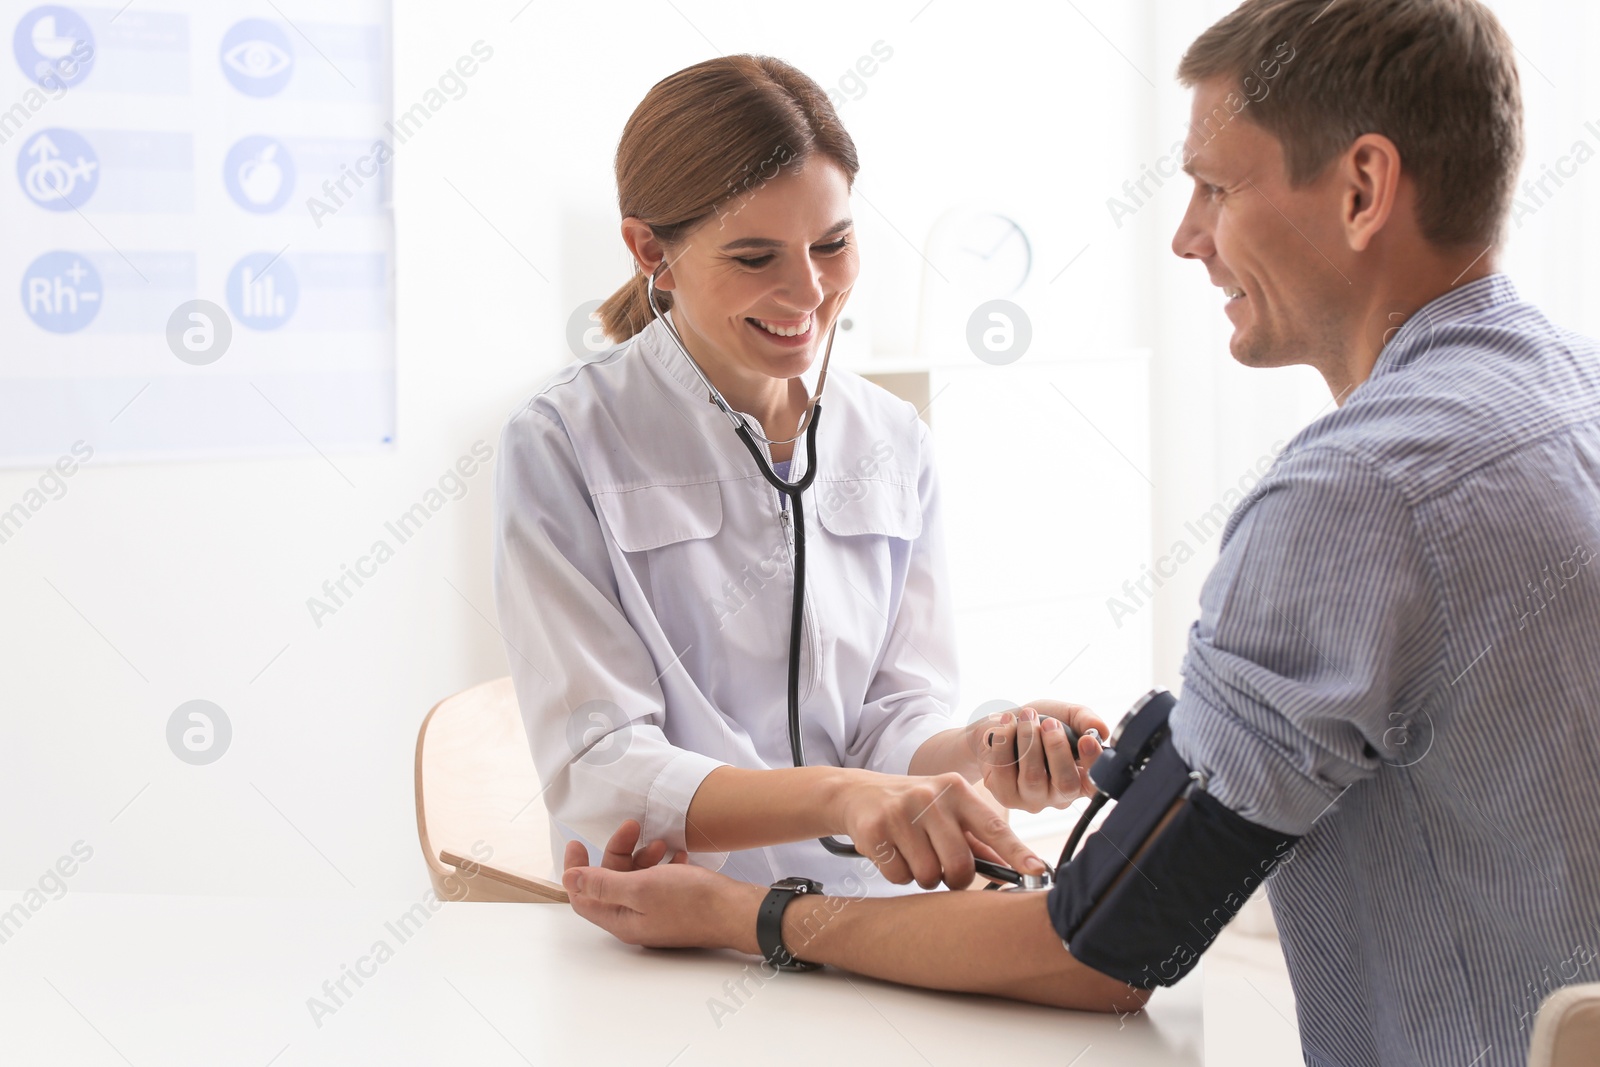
top-left (591, 480), bottom-right (729, 677)
top-left (811, 477), bottom-right (932, 719)
top-left (592, 481), bottom-right (723, 552)
top-left (812, 478), bottom-right (922, 540)
top-left (812, 477), bottom-right (924, 631)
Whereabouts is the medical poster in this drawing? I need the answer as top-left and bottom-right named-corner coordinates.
top-left (1, 1), bottom-right (394, 466)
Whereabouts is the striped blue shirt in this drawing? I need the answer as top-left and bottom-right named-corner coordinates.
top-left (1169, 275), bottom-right (1600, 1067)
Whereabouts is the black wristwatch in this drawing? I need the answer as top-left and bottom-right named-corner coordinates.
top-left (756, 877), bottom-right (824, 972)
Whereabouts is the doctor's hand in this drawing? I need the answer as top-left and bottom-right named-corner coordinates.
top-left (563, 821), bottom-right (755, 951)
top-left (971, 700), bottom-right (1109, 813)
top-left (831, 771), bottom-right (1049, 890)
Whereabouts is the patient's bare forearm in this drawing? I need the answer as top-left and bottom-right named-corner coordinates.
top-left (723, 880), bottom-right (1150, 1013)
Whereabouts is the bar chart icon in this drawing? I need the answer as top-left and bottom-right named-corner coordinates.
top-left (240, 263), bottom-right (284, 317)
top-left (227, 251), bottom-right (298, 329)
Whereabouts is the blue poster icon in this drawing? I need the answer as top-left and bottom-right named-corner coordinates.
top-left (224, 136), bottom-right (294, 213)
top-left (18, 128), bottom-right (98, 210)
top-left (227, 252), bottom-right (298, 330)
top-left (22, 251), bottom-right (101, 333)
top-left (13, 6), bottom-right (95, 88)
top-left (220, 19), bottom-right (294, 97)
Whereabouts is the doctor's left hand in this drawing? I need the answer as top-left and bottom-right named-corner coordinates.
top-left (971, 699), bottom-right (1109, 813)
top-left (563, 821), bottom-right (755, 951)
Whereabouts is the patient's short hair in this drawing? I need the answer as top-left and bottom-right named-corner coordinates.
top-left (1179, 0), bottom-right (1524, 249)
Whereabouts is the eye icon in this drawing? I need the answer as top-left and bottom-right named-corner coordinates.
top-left (223, 39), bottom-right (291, 79)
top-left (218, 19), bottom-right (295, 97)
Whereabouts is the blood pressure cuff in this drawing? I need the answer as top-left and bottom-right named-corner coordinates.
top-left (1044, 740), bottom-right (1300, 989)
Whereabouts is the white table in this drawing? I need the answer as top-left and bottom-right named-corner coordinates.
top-left (0, 891), bottom-right (1201, 1065)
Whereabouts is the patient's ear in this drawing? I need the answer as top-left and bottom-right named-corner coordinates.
top-left (1342, 134), bottom-right (1402, 252)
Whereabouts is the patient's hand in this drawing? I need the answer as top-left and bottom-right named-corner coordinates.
top-left (562, 819), bottom-right (687, 874)
top-left (564, 822), bottom-right (754, 951)
top-left (971, 700), bottom-right (1108, 813)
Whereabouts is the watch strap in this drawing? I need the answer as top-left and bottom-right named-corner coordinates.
top-left (756, 878), bottom-right (822, 971)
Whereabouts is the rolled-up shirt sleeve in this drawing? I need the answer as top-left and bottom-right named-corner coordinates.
top-left (492, 401), bottom-right (726, 860)
top-left (1170, 446), bottom-right (1443, 836)
top-left (850, 422), bottom-right (959, 776)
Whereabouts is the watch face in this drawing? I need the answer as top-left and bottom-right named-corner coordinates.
top-left (772, 877), bottom-right (822, 894)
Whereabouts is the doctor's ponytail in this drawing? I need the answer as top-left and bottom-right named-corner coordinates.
top-left (597, 55), bottom-right (859, 343)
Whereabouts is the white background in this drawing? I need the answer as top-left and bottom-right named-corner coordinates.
top-left (2, 0), bottom-right (1597, 898)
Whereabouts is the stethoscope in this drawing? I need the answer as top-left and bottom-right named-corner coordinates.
top-left (646, 263), bottom-right (1043, 889)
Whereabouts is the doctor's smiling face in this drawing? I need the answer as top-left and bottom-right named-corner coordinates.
top-left (621, 156), bottom-right (858, 415)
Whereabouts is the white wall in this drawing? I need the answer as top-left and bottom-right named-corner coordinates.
top-left (0, 0), bottom-right (1150, 898)
top-left (3, 0), bottom-right (1594, 899)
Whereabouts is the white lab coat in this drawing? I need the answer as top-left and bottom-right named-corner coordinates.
top-left (491, 315), bottom-right (959, 893)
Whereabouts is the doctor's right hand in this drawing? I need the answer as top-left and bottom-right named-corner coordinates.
top-left (830, 771), bottom-right (1049, 890)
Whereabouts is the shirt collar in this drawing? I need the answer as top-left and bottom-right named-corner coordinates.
top-left (633, 313), bottom-right (779, 478)
top-left (633, 312), bottom-right (901, 487)
top-left (638, 309), bottom-right (809, 451)
top-left (640, 311), bottom-right (722, 404)
top-left (1368, 273), bottom-right (1521, 384)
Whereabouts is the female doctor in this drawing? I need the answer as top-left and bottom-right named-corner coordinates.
top-left (492, 55), bottom-right (1106, 895)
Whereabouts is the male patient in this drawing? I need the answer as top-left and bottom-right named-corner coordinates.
top-left (559, 2), bottom-right (1600, 1064)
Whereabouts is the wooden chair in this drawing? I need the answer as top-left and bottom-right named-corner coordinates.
top-left (416, 677), bottom-right (1021, 904)
top-left (1529, 982), bottom-right (1600, 1067)
top-left (414, 676), bottom-right (568, 903)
